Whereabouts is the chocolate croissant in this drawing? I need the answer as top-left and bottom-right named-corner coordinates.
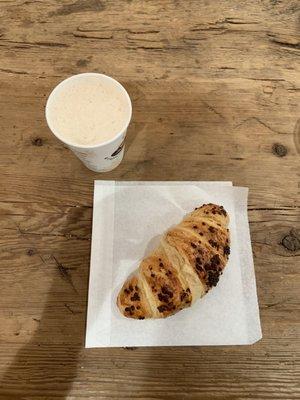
top-left (117, 203), bottom-right (230, 319)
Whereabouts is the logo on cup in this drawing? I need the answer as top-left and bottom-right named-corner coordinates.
top-left (105, 140), bottom-right (125, 161)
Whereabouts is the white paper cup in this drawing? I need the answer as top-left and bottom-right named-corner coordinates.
top-left (45, 73), bottom-right (132, 172)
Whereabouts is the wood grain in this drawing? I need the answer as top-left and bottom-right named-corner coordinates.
top-left (0, 0), bottom-right (299, 399)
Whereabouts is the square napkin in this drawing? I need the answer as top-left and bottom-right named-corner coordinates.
top-left (86, 181), bottom-right (261, 348)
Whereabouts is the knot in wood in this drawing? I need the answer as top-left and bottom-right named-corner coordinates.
top-left (32, 137), bottom-right (43, 146)
top-left (281, 230), bottom-right (300, 251)
top-left (272, 143), bottom-right (287, 157)
top-left (76, 59), bottom-right (89, 67)
top-left (26, 248), bottom-right (35, 256)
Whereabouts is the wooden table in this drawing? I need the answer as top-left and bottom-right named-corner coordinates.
top-left (0, 1), bottom-right (299, 399)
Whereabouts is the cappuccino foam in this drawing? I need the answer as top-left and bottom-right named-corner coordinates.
top-left (46, 74), bottom-right (131, 146)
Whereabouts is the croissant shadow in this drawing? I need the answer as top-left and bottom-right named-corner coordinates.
top-left (143, 234), bottom-right (161, 257)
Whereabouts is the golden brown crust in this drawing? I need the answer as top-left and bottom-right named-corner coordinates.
top-left (117, 276), bottom-right (152, 319)
top-left (117, 203), bottom-right (230, 319)
top-left (140, 250), bottom-right (192, 318)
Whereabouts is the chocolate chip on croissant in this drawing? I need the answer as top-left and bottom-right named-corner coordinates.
top-left (117, 203), bottom-right (230, 319)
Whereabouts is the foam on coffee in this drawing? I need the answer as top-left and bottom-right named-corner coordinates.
top-left (46, 74), bottom-right (131, 146)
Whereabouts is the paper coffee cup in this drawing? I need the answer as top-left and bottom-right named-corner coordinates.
top-left (45, 73), bottom-right (132, 172)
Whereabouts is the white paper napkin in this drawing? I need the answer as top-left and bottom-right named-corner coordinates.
top-left (86, 181), bottom-right (261, 348)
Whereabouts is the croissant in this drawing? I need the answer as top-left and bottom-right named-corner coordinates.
top-left (117, 203), bottom-right (230, 319)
